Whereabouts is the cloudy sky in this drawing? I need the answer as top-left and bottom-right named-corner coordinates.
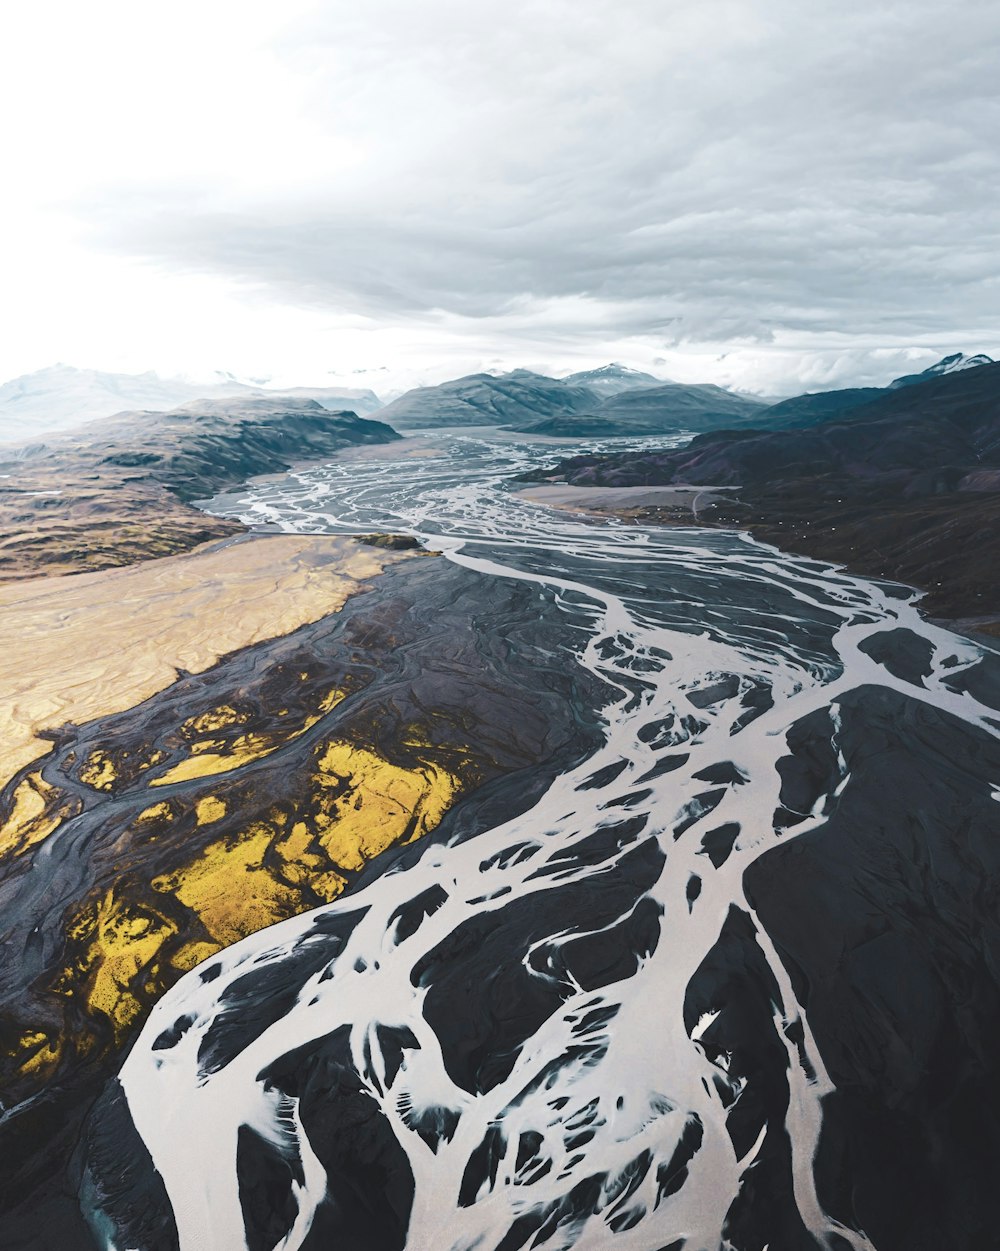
top-left (2, 0), bottom-right (998, 396)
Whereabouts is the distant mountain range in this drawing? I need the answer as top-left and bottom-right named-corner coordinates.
top-left (378, 366), bottom-right (768, 436)
top-left (378, 357), bottom-right (999, 440)
top-left (374, 369), bottom-right (598, 429)
top-left (4, 353), bottom-right (994, 449)
top-left (0, 365), bottom-right (383, 442)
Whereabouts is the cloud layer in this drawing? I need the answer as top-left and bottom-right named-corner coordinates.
top-left (3, 0), bottom-right (999, 392)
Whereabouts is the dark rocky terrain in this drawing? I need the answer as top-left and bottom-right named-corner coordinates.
top-left (756, 386), bottom-right (885, 427)
top-left (0, 398), bottom-right (399, 579)
top-left (521, 359), bottom-right (1000, 623)
top-left (0, 553), bottom-right (610, 1249)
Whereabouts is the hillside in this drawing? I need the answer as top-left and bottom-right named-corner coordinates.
top-left (0, 398), bottom-right (399, 579)
top-left (755, 352), bottom-right (995, 429)
top-left (513, 381), bottom-right (768, 436)
top-left (375, 369), bottom-right (598, 429)
top-left (522, 361), bottom-right (1000, 622)
top-left (0, 365), bottom-right (383, 442)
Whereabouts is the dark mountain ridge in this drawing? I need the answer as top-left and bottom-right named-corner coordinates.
top-left (757, 352), bottom-right (996, 429)
top-left (523, 361), bottom-right (1000, 622)
top-left (889, 351), bottom-right (994, 389)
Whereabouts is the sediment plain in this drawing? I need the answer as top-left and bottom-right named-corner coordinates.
top-left (0, 409), bottom-right (609, 1247)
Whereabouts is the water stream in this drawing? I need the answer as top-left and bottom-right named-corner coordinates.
top-left (110, 429), bottom-right (1000, 1251)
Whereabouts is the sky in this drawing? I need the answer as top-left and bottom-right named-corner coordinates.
top-left (1, 0), bottom-right (998, 398)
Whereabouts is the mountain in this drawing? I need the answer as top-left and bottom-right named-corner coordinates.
top-left (561, 363), bottom-right (665, 397)
top-left (524, 360), bottom-right (1000, 621)
top-left (889, 352), bottom-right (994, 389)
top-left (757, 387), bottom-right (886, 428)
top-left (0, 365), bottom-right (382, 442)
top-left (250, 385), bottom-right (383, 414)
top-left (374, 369), bottom-right (598, 429)
top-left (513, 381), bottom-right (768, 437)
top-left (595, 381), bottom-right (768, 424)
top-left (752, 353), bottom-right (995, 429)
top-left (0, 397), bottom-right (399, 579)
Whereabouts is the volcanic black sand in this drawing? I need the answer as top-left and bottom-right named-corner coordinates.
top-left (5, 408), bottom-right (1000, 1251)
top-left (0, 553), bottom-right (610, 1249)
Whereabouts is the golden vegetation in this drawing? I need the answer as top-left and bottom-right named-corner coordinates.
top-left (0, 533), bottom-right (406, 792)
top-left (6, 722), bottom-right (471, 1069)
top-left (0, 771), bottom-right (81, 860)
top-left (149, 688), bottom-right (345, 787)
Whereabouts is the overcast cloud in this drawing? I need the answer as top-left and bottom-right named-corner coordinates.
top-left (1, 0), bottom-right (998, 394)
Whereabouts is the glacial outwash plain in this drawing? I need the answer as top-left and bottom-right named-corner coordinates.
top-left (1, 357), bottom-right (999, 1251)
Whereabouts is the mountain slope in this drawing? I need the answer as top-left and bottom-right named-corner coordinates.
top-left (0, 398), bottom-right (399, 578)
top-left (889, 352), bottom-right (994, 389)
top-left (513, 380), bottom-right (769, 436)
top-left (596, 381), bottom-right (768, 423)
top-left (524, 361), bottom-right (1000, 620)
top-left (374, 370), bottom-right (598, 429)
top-left (757, 387), bottom-right (886, 428)
top-left (0, 365), bottom-right (383, 442)
top-left (754, 352), bottom-right (996, 430)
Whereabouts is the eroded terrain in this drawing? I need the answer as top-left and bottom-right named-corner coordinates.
top-left (0, 539), bottom-right (607, 1248)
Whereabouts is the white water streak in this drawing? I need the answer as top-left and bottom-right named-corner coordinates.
top-left (117, 431), bottom-right (997, 1251)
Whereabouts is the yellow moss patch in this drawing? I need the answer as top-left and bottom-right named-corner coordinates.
top-left (169, 940), bottom-right (221, 973)
top-left (71, 890), bottom-right (179, 1039)
top-left (152, 822), bottom-right (304, 949)
top-left (0, 772), bottom-right (80, 859)
top-left (137, 801), bottom-right (175, 824)
top-left (195, 796), bottom-right (228, 825)
top-left (152, 735), bottom-right (274, 786)
top-left (146, 738), bottom-right (459, 952)
top-left (182, 705), bottom-right (248, 735)
top-left (313, 740), bottom-right (460, 871)
top-left (79, 750), bottom-right (117, 792)
top-left (150, 688), bottom-right (346, 787)
top-left (34, 730), bottom-right (467, 1067)
top-left (8, 1029), bottom-right (62, 1081)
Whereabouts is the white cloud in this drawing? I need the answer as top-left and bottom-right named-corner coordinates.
top-left (1, 0), bottom-right (998, 396)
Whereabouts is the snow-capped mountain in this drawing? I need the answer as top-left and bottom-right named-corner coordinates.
top-left (562, 362), bottom-right (665, 396)
top-left (889, 352), bottom-right (994, 389)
